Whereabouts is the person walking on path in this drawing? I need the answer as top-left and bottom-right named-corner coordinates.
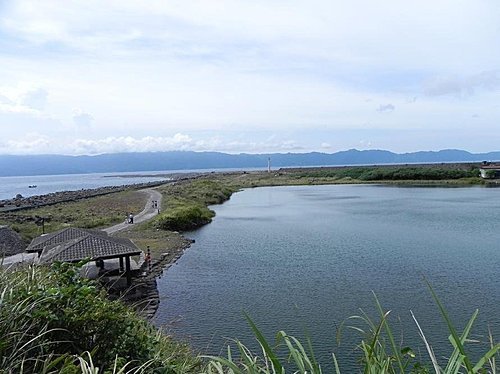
top-left (104, 188), bottom-right (162, 235)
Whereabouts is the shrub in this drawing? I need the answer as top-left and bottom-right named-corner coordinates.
top-left (155, 204), bottom-right (215, 231)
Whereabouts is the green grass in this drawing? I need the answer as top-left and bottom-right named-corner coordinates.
top-left (294, 166), bottom-right (482, 182)
top-left (0, 190), bottom-right (148, 243)
top-left (0, 262), bottom-right (201, 373)
top-left (153, 179), bottom-right (239, 232)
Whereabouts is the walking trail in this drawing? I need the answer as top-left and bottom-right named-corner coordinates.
top-left (103, 188), bottom-right (163, 235)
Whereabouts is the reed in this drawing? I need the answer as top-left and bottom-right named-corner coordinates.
top-left (204, 287), bottom-right (499, 374)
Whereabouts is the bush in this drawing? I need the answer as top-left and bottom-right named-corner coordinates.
top-left (155, 204), bottom-right (215, 231)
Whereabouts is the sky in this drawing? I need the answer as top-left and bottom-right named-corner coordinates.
top-left (0, 0), bottom-right (499, 155)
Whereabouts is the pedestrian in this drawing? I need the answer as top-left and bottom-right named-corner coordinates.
top-left (129, 213), bottom-right (134, 224)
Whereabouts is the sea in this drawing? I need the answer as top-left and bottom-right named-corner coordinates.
top-left (154, 184), bottom-right (500, 371)
top-left (0, 171), bottom-right (172, 201)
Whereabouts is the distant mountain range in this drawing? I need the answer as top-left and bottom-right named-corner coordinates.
top-left (0, 149), bottom-right (499, 177)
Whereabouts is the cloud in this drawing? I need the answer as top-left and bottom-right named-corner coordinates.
top-left (73, 110), bottom-right (93, 127)
top-left (377, 104), bottom-right (395, 112)
top-left (0, 133), bottom-right (307, 155)
top-left (21, 88), bottom-right (48, 110)
top-left (3, 133), bottom-right (53, 154)
top-left (424, 70), bottom-right (500, 97)
top-left (320, 142), bottom-right (331, 149)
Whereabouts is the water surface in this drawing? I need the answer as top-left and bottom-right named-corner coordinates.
top-left (155, 185), bottom-right (500, 370)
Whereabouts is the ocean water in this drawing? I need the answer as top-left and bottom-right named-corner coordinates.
top-left (0, 171), bottom-right (171, 200)
top-left (154, 184), bottom-right (500, 371)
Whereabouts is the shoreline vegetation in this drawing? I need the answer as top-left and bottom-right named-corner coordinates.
top-left (1, 163), bottom-right (499, 372)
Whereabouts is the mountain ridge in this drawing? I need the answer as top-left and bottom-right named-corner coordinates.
top-left (0, 149), bottom-right (499, 177)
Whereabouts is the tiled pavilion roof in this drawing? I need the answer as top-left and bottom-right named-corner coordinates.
top-left (39, 233), bottom-right (141, 263)
top-left (26, 227), bottom-right (105, 253)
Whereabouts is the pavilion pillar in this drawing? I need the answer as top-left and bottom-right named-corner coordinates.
top-left (125, 255), bottom-right (132, 287)
top-left (119, 256), bottom-right (124, 272)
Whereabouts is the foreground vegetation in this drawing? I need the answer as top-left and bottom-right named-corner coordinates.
top-left (0, 262), bottom-right (200, 373)
top-left (0, 263), bottom-right (498, 373)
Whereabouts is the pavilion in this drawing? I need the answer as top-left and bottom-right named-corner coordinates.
top-left (26, 227), bottom-right (142, 286)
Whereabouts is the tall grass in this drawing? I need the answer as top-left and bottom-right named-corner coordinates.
top-left (0, 263), bottom-right (200, 373)
top-left (204, 288), bottom-right (499, 374)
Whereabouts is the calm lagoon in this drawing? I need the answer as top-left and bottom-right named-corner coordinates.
top-left (155, 184), bottom-right (500, 370)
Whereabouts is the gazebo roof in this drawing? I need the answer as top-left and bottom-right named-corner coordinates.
top-left (27, 227), bottom-right (103, 253)
top-left (39, 232), bottom-right (141, 263)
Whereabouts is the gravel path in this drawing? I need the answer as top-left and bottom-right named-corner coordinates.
top-left (103, 189), bottom-right (163, 235)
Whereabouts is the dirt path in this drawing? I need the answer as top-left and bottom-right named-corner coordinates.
top-left (103, 189), bottom-right (162, 235)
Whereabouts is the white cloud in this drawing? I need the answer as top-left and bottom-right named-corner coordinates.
top-left (4, 133), bottom-right (53, 154)
top-left (0, 133), bottom-right (309, 155)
